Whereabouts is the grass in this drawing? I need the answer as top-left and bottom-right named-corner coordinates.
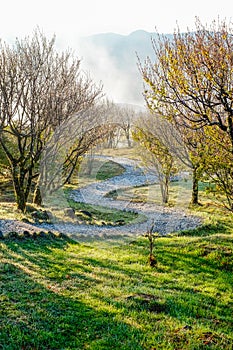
top-left (0, 218), bottom-right (232, 349)
top-left (99, 147), bottom-right (139, 160)
top-left (66, 197), bottom-right (145, 226)
top-left (1, 152), bottom-right (233, 349)
top-left (72, 158), bottom-right (125, 188)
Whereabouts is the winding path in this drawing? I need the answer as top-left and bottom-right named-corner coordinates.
top-left (38, 156), bottom-right (202, 239)
top-left (0, 156), bottom-right (202, 239)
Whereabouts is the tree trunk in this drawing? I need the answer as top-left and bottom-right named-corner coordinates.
top-left (191, 166), bottom-right (199, 205)
top-left (125, 130), bottom-right (131, 148)
top-left (13, 179), bottom-right (27, 212)
top-left (12, 167), bottom-right (33, 212)
top-left (160, 177), bottom-right (169, 204)
top-left (33, 185), bottom-right (42, 206)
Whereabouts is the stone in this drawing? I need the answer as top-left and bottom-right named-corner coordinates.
top-left (7, 231), bottom-right (18, 239)
top-left (38, 231), bottom-right (47, 238)
top-left (64, 208), bottom-right (76, 219)
top-left (31, 210), bottom-right (50, 221)
top-left (23, 230), bottom-right (31, 238)
top-left (21, 218), bottom-right (30, 223)
top-left (79, 210), bottom-right (92, 218)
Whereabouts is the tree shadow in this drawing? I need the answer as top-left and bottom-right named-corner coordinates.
top-left (1, 234), bottom-right (232, 349)
top-left (177, 222), bottom-right (229, 237)
top-left (0, 258), bottom-right (145, 349)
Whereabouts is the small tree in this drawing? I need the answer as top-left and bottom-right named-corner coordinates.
top-left (132, 119), bottom-right (177, 204)
top-left (117, 106), bottom-right (137, 147)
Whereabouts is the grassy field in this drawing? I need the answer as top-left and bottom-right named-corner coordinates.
top-left (0, 151), bottom-right (233, 349)
top-left (99, 147), bottom-right (139, 160)
top-left (76, 158), bottom-right (125, 187)
top-left (0, 214), bottom-right (232, 349)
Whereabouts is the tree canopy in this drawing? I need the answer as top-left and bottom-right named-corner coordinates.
top-left (139, 18), bottom-right (233, 210)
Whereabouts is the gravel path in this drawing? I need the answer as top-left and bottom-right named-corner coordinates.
top-left (0, 156), bottom-right (202, 239)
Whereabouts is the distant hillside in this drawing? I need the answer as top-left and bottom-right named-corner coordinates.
top-left (77, 30), bottom-right (162, 106)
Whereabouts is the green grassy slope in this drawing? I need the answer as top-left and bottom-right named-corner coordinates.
top-left (0, 214), bottom-right (232, 349)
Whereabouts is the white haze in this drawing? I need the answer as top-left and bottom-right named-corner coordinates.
top-left (77, 39), bottom-right (145, 106)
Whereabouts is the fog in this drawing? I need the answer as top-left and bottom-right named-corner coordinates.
top-left (76, 32), bottom-right (153, 107)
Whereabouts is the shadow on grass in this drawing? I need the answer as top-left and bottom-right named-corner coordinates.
top-left (177, 222), bottom-right (229, 237)
top-left (0, 238), bottom-right (145, 350)
top-left (1, 234), bottom-right (233, 349)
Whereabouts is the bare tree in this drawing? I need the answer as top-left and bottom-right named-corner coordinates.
top-left (38, 103), bottom-right (115, 206)
top-left (116, 106), bottom-right (137, 147)
top-left (0, 29), bottom-right (102, 212)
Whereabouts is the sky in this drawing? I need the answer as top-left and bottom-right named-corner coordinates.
top-left (1, 0), bottom-right (233, 42)
top-left (1, 0), bottom-right (233, 104)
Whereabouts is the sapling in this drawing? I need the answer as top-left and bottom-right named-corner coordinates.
top-left (145, 220), bottom-right (158, 267)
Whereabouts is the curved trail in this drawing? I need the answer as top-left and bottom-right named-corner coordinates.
top-left (0, 156), bottom-right (202, 239)
top-left (37, 156), bottom-right (202, 239)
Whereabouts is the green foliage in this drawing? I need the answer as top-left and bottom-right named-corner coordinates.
top-left (140, 19), bottom-right (233, 209)
top-left (132, 126), bottom-right (177, 204)
top-left (96, 160), bottom-right (125, 180)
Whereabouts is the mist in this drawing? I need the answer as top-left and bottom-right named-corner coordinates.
top-left (76, 30), bottom-right (156, 107)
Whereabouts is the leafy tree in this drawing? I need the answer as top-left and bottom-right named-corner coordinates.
top-left (199, 126), bottom-right (233, 209)
top-left (132, 118), bottom-right (177, 204)
top-left (139, 18), bottom-right (233, 209)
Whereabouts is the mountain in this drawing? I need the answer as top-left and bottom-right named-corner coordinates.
top-left (76, 30), bottom-right (160, 106)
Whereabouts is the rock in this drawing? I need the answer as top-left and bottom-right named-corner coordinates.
top-left (47, 230), bottom-right (55, 238)
top-left (79, 210), bottom-right (92, 218)
top-left (21, 218), bottom-right (31, 223)
top-left (32, 232), bottom-right (38, 239)
top-left (23, 230), bottom-right (31, 238)
top-left (64, 208), bottom-right (76, 219)
top-left (31, 210), bottom-right (50, 221)
top-left (57, 232), bottom-right (67, 239)
top-left (7, 231), bottom-right (18, 239)
top-left (38, 231), bottom-right (47, 238)
top-left (115, 220), bottom-right (125, 226)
